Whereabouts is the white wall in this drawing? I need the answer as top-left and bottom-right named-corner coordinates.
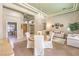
top-left (46, 11), bottom-right (79, 34)
top-left (3, 8), bottom-right (24, 42)
top-left (0, 4), bottom-right (3, 39)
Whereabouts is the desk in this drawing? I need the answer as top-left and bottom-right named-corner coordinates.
top-left (0, 39), bottom-right (14, 56)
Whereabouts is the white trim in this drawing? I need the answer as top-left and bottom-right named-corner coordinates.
top-left (18, 3), bottom-right (48, 17)
top-left (73, 3), bottom-right (77, 10)
top-left (14, 3), bottom-right (37, 14)
top-left (2, 3), bottom-right (78, 17)
top-left (3, 3), bottom-right (37, 16)
top-left (3, 3), bottom-right (48, 17)
top-left (24, 3), bottom-right (48, 16)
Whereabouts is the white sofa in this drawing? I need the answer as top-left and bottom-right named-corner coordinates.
top-left (67, 34), bottom-right (79, 48)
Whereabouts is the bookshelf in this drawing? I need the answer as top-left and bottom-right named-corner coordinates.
top-left (29, 24), bottom-right (34, 35)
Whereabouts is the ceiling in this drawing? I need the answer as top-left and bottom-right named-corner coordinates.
top-left (29, 3), bottom-right (79, 15)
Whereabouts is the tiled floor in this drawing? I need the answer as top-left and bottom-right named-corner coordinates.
top-left (13, 40), bottom-right (79, 56)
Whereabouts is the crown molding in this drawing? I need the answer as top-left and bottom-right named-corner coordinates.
top-left (3, 3), bottom-right (77, 17)
top-left (24, 3), bottom-right (48, 16)
top-left (48, 3), bottom-right (78, 17)
top-left (17, 3), bottom-right (78, 17)
top-left (21, 3), bottom-right (48, 17)
top-left (3, 3), bottom-right (37, 16)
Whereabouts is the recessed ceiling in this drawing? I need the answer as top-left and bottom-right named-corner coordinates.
top-left (28, 3), bottom-right (76, 15)
top-left (24, 14), bottom-right (34, 21)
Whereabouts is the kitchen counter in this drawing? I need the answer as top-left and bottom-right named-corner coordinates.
top-left (0, 39), bottom-right (14, 56)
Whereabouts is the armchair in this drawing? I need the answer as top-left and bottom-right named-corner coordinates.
top-left (25, 32), bottom-right (34, 48)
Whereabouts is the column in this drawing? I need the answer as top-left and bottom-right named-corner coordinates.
top-left (35, 13), bottom-right (45, 34)
top-left (0, 4), bottom-right (3, 39)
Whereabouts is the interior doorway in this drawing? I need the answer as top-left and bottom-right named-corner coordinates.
top-left (22, 24), bottom-right (27, 35)
top-left (8, 22), bottom-right (17, 42)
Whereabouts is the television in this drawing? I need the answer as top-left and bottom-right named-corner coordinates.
top-left (69, 22), bottom-right (79, 31)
